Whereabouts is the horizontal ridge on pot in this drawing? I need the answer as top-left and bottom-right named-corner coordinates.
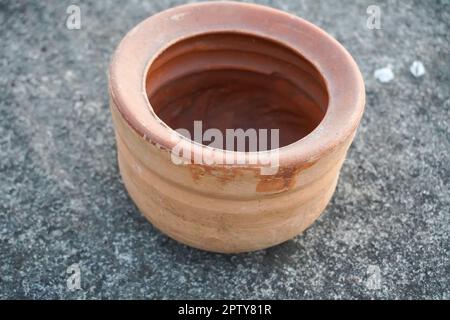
top-left (109, 1), bottom-right (365, 253)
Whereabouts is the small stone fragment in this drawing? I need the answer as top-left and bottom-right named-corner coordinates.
top-left (410, 60), bottom-right (426, 77)
top-left (374, 67), bottom-right (394, 83)
top-left (366, 265), bottom-right (382, 290)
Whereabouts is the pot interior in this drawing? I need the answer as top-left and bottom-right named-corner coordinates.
top-left (146, 32), bottom-right (328, 151)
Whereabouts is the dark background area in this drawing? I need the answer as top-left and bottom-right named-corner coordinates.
top-left (0, 0), bottom-right (448, 299)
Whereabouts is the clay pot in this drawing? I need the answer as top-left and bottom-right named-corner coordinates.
top-left (109, 1), bottom-right (365, 253)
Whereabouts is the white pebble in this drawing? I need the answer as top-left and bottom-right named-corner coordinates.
top-left (374, 67), bottom-right (394, 83)
top-left (366, 265), bottom-right (382, 290)
top-left (410, 61), bottom-right (426, 77)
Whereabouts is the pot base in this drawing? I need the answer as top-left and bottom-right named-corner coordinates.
top-left (117, 133), bottom-right (341, 252)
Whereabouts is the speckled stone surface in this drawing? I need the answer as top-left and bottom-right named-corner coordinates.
top-left (0, 0), bottom-right (448, 299)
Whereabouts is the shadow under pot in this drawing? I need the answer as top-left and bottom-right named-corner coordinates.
top-left (109, 1), bottom-right (365, 253)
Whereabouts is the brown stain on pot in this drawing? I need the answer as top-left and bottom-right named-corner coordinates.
top-left (189, 160), bottom-right (316, 194)
top-left (189, 163), bottom-right (244, 184)
top-left (256, 161), bottom-right (316, 193)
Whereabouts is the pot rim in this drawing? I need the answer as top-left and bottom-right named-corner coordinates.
top-left (109, 1), bottom-right (365, 166)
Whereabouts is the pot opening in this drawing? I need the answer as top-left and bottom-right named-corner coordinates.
top-left (146, 32), bottom-right (328, 151)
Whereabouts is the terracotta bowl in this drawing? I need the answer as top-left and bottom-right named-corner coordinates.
top-left (109, 1), bottom-right (365, 253)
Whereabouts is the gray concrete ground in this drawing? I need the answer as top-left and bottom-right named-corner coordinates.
top-left (0, 0), bottom-right (448, 299)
